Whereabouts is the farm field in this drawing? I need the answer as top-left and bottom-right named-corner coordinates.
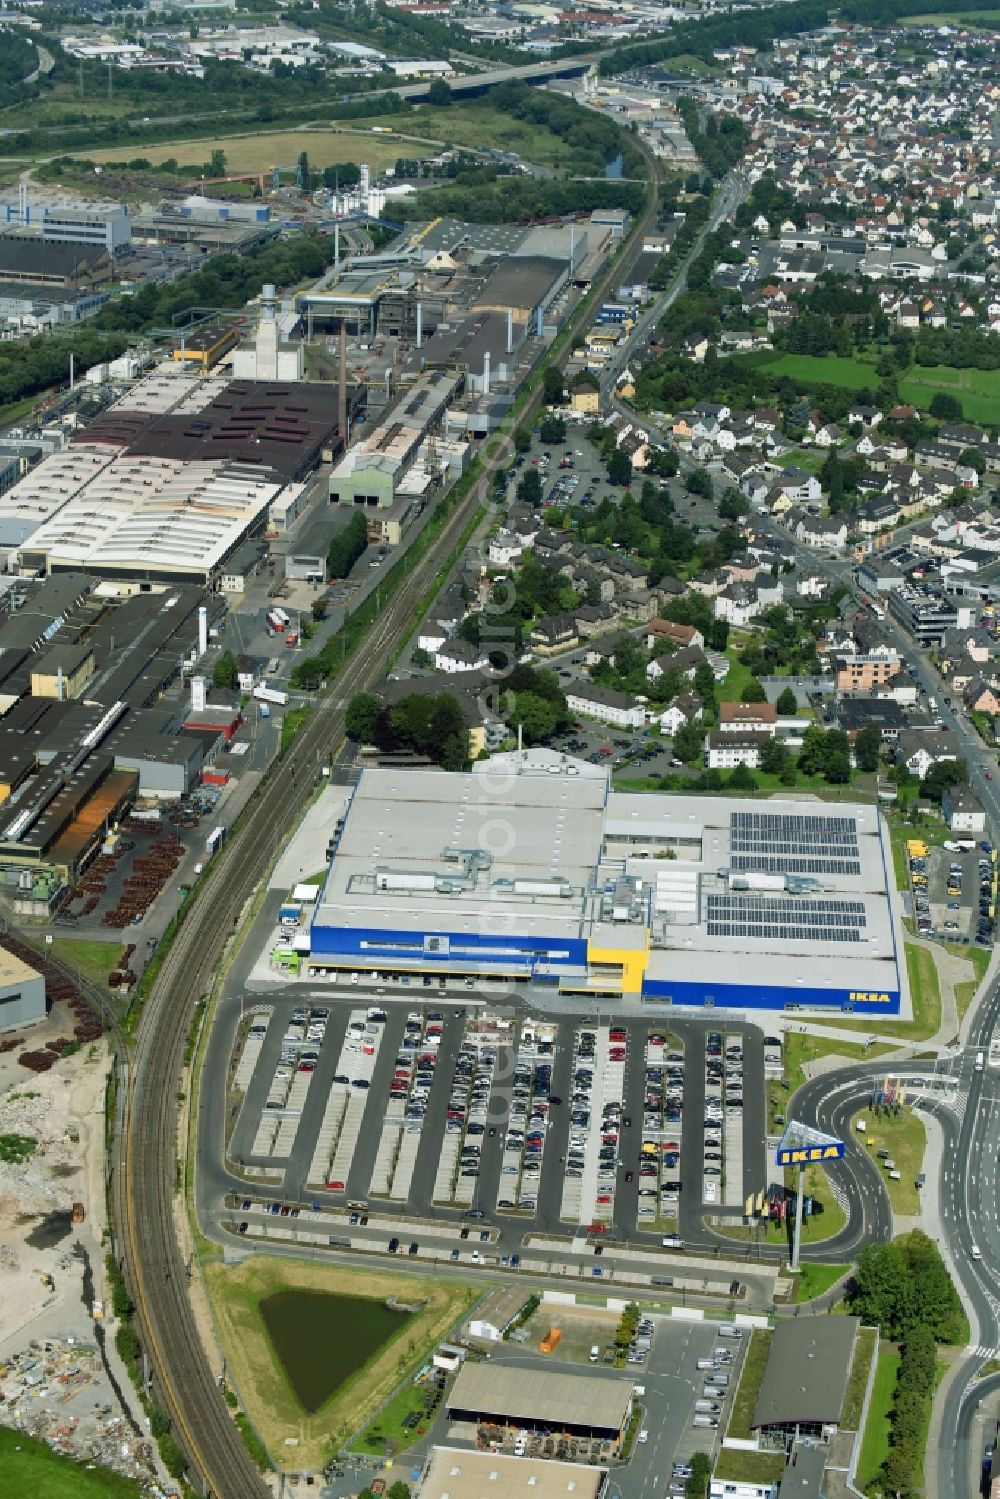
top-left (83, 129), bottom-right (406, 174)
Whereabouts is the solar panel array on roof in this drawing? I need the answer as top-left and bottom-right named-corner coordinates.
top-left (706, 893), bottom-right (867, 943)
top-left (729, 809), bottom-right (861, 876)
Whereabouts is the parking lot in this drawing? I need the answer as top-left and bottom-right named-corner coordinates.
top-left (906, 838), bottom-right (995, 946)
top-left (224, 996), bottom-right (766, 1249)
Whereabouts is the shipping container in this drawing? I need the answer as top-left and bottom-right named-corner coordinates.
top-left (267, 610), bottom-right (287, 633)
top-left (206, 825), bottom-right (226, 856)
top-left (253, 684), bottom-right (289, 707)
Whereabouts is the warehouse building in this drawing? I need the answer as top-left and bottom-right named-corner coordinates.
top-left (446, 1363), bottom-right (632, 1441)
top-left (753, 1318), bottom-right (861, 1441)
top-left (307, 751), bottom-right (907, 1014)
top-left (2, 374), bottom-right (342, 583)
top-left (0, 944), bottom-right (46, 1034)
top-left (420, 1448), bottom-right (606, 1499)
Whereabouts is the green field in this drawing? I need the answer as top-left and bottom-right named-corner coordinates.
top-left (51, 936), bottom-right (121, 987)
top-left (899, 364), bottom-right (1000, 425)
top-left (0, 1428), bottom-right (142, 1499)
top-left (900, 8), bottom-right (1000, 23)
top-left (790, 1261), bottom-right (849, 1303)
top-left (858, 1347), bottom-right (901, 1490)
top-left (856, 1108), bottom-right (926, 1215)
top-left (736, 350), bottom-right (879, 390)
top-left (339, 104), bottom-right (578, 169)
top-left (728, 1329), bottom-right (772, 1439)
top-left (842, 1326), bottom-right (879, 1430)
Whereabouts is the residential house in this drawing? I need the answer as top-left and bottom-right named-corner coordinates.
top-left (565, 682), bottom-right (645, 730)
top-left (719, 701), bottom-right (778, 735)
top-left (894, 728), bottom-right (959, 781)
top-left (434, 639), bottom-right (488, 674)
top-left (645, 618), bottom-right (705, 652)
top-left (657, 691), bottom-right (702, 736)
top-left (706, 730), bottom-right (771, 769)
top-left (529, 614), bottom-right (579, 654)
top-left (964, 679), bottom-right (1000, 715)
top-left (942, 786), bottom-right (987, 833)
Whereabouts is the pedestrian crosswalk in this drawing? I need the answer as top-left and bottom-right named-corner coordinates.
top-left (967, 1345), bottom-right (1000, 1361)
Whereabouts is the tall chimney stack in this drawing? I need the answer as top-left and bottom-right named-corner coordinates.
top-left (416, 301), bottom-right (423, 348)
top-left (198, 605), bottom-right (208, 657)
top-left (482, 351), bottom-right (490, 396)
top-left (338, 321), bottom-right (348, 449)
top-left (506, 308), bottom-right (513, 357)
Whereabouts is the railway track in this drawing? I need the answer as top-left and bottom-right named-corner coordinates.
top-left (116, 146), bottom-right (666, 1499)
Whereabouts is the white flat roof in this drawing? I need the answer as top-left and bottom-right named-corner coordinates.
top-left (313, 756), bottom-right (903, 995)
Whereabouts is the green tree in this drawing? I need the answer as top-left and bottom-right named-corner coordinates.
top-left (776, 685), bottom-right (798, 716)
top-left (328, 512), bottom-right (368, 579)
top-left (673, 718), bottom-right (705, 765)
top-left (760, 738), bottom-right (789, 776)
top-left (848, 1241), bottom-right (914, 1339)
top-left (542, 365), bottom-right (565, 405)
top-left (741, 679), bottom-right (767, 703)
top-left (515, 691), bottom-right (560, 744)
top-left (930, 390), bottom-right (963, 420)
top-left (427, 78), bottom-right (452, 106)
top-left (729, 763), bottom-right (756, 790)
top-left (685, 467), bottom-right (713, 498)
top-left (539, 413), bottom-right (567, 444)
top-left (854, 723), bottom-right (882, 773)
top-left (517, 469), bottom-right (543, 506)
top-left (685, 1453), bottom-right (712, 1499)
top-left (212, 650), bottom-right (238, 690)
top-left (345, 693), bottom-right (380, 742)
top-left (921, 757), bottom-right (967, 803)
top-left (608, 449), bottom-right (633, 487)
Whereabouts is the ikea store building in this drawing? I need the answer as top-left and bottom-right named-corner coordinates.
top-left (307, 751), bottom-right (908, 1016)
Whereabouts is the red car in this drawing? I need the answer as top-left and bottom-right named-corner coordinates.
top-left (327, 1179), bottom-right (345, 1191)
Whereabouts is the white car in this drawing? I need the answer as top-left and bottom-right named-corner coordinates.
top-left (972, 1245), bottom-right (983, 1260)
top-left (638, 1430), bottom-right (649, 1444)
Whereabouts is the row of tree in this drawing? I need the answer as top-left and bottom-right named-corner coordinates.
top-left (327, 513), bottom-right (368, 581)
top-left (849, 1230), bottom-right (966, 1495)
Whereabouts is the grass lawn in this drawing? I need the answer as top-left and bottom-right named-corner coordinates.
top-left (728, 1329), bottom-right (772, 1439)
top-left (842, 1326), bottom-right (879, 1431)
top-left (84, 129), bottom-right (407, 175)
top-left (713, 1450), bottom-right (787, 1484)
top-left (774, 447), bottom-right (827, 475)
top-left (804, 941), bottom-right (941, 1043)
top-left (203, 1256), bottom-right (477, 1470)
top-left (790, 1261), bottom-right (849, 1303)
top-left (887, 816), bottom-right (950, 891)
top-left (0, 1428), bottom-right (142, 1498)
top-left (855, 1108), bottom-right (926, 1215)
top-left (356, 1375), bottom-right (438, 1455)
top-left (50, 936), bottom-right (121, 987)
top-left (901, 8), bottom-right (1000, 20)
top-left (735, 350), bottom-right (880, 391)
top-left (858, 1346), bottom-right (900, 1490)
top-left (899, 364), bottom-right (1000, 426)
top-left (949, 942), bottom-right (991, 1022)
top-left (280, 707), bottom-right (312, 753)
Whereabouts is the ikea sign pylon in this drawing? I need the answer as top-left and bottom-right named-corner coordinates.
top-left (775, 1120), bottom-right (846, 1168)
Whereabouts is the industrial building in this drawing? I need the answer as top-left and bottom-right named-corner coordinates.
top-left (1, 372), bottom-right (344, 583)
top-left (753, 1319), bottom-right (861, 1440)
top-left (446, 1363), bottom-right (632, 1441)
top-left (419, 1448), bottom-right (606, 1499)
top-left (328, 369), bottom-right (467, 518)
top-left (307, 752), bottom-right (907, 1014)
top-left (0, 943), bottom-right (46, 1034)
top-left (0, 192), bottom-right (132, 255)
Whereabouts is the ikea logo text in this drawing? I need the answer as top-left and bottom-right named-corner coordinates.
top-left (778, 1145), bottom-right (844, 1164)
top-left (849, 991), bottom-right (891, 1005)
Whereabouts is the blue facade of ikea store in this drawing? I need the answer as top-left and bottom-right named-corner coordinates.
top-left (642, 977), bottom-right (901, 1015)
top-left (308, 920), bottom-right (589, 977)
